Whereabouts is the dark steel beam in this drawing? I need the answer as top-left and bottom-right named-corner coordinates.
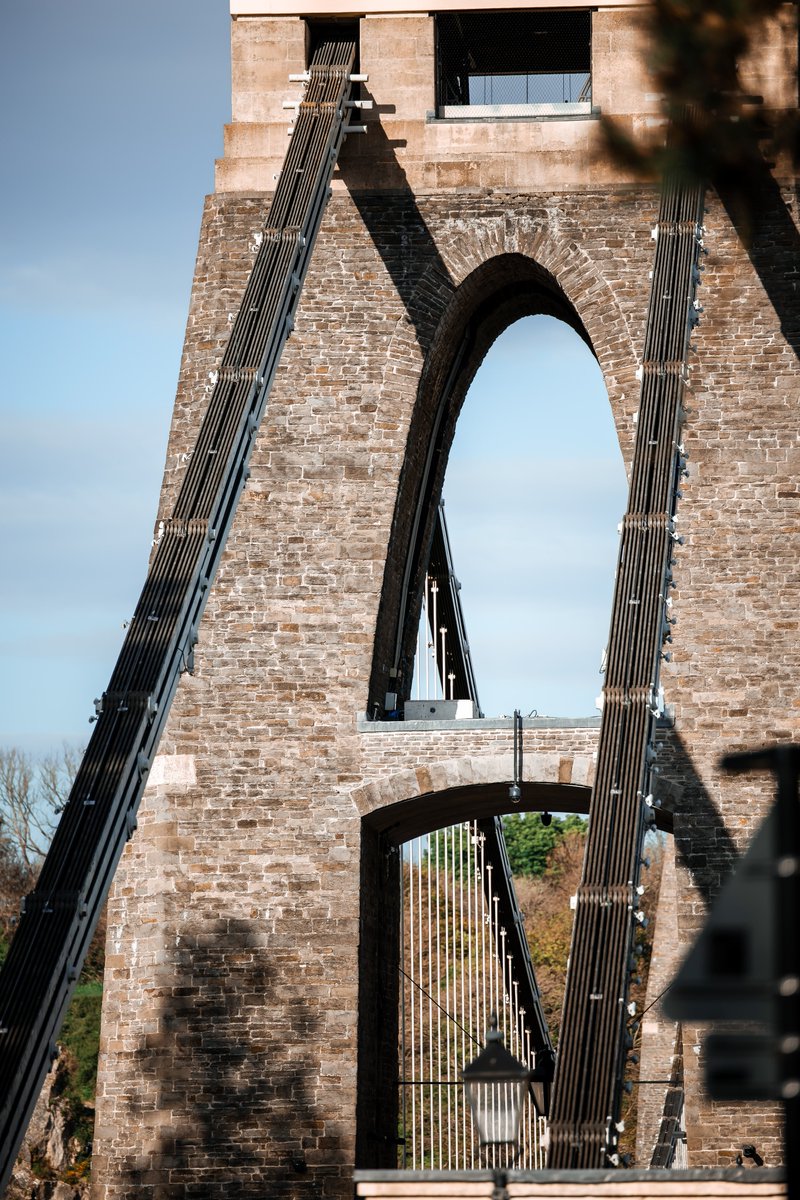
top-left (0, 40), bottom-right (358, 1192)
top-left (547, 165), bottom-right (705, 1167)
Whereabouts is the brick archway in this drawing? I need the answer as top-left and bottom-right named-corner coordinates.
top-left (352, 752), bottom-right (595, 1170)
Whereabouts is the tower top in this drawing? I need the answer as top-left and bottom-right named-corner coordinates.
top-left (231, 0), bottom-right (643, 14)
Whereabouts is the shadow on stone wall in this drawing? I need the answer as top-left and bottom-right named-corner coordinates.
top-left (339, 96), bottom-right (455, 344)
top-left (716, 161), bottom-right (800, 361)
top-left (658, 728), bottom-right (740, 906)
top-left (122, 916), bottom-right (347, 1199)
top-left (654, 731), bottom-right (786, 1165)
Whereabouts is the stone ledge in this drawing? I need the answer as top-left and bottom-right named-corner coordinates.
top-left (357, 714), bottom-right (602, 733)
top-left (354, 1168), bottom-right (787, 1198)
top-left (427, 110), bottom-right (600, 125)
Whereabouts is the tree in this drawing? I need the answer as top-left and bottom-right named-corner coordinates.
top-left (501, 812), bottom-right (587, 878)
top-left (0, 745), bottom-right (78, 943)
top-left (605, 0), bottom-right (799, 236)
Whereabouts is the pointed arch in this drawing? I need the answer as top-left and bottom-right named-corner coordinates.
top-left (368, 240), bottom-right (637, 715)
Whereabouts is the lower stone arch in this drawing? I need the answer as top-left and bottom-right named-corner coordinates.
top-left (352, 752), bottom-right (596, 841)
top-left (351, 759), bottom-right (594, 1169)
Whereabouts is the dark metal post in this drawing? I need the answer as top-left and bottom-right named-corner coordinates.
top-left (775, 745), bottom-right (800, 1200)
top-left (721, 743), bottom-right (800, 1200)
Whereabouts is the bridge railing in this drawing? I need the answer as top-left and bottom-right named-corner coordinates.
top-left (410, 501), bottom-right (482, 715)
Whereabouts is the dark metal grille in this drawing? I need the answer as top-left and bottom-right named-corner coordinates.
top-left (435, 10), bottom-right (591, 112)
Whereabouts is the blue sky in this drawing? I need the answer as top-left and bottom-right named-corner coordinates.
top-left (439, 316), bottom-right (625, 719)
top-left (1, 2), bottom-right (230, 754)
top-left (1, 2), bottom-right (626, 753)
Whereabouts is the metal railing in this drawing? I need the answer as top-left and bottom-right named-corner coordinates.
top-left (411, 502), bottom-right (481, 710)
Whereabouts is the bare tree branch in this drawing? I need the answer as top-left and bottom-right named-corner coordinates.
top-left (0, 745), bottom-right (79, 908)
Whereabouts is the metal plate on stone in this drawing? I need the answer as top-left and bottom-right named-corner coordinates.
top-left (404, 699), bottom-right (477, 721)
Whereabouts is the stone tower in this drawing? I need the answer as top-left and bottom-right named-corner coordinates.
top-left (92, 2), bottom-right (799, 1195)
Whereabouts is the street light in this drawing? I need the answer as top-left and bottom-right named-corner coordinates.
top-left (462, 1013), bottom-right (532, 1154)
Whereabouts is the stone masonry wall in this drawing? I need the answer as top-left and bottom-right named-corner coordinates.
top-left (659, 178), bottom-right (800, 1169)
top-left (92, 9), bottom-right (800, 1185)
top-left (636, 837), bottom-right (681, 1166)
top-left (92, 184), bottom-right (659, 1198)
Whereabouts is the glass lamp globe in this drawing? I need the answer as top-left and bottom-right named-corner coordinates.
top-left (462, 1014), bottom-right (531, 1150)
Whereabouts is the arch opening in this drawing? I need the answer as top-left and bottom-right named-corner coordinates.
top-left (431, 313), bottom-right (626, 719)
top-left (356, 777), bottom-right (674, 1170)
top-left (364, 780), bottom-right (591, 844)
top-left (367, 253), bottom-right (625, 722)
top-left (354, 777), bottom-right (590, 1170)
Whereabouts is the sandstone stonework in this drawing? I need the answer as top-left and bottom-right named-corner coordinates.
top-left (92, 5), bottom-right (799, 1195)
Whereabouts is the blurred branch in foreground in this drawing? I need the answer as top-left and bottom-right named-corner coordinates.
top-left (604, 0), bottom-right (799, 239)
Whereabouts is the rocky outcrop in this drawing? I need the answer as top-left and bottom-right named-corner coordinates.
top-left (7, 1051), bottom-right (91, 1200)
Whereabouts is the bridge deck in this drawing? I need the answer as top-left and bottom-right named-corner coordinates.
top-left (354, 1169), bottom-right (787, 1198)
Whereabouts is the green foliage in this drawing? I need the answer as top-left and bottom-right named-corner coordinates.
top-left (59, 981), bottom-right (103, 1106)
top-left (37, 971), bottom-right (104, 1186)
top-left (501, 812), bottom-right (587, 877)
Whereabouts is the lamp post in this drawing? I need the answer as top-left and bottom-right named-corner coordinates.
top-left (462, 1013), bottom-right (532, 1158)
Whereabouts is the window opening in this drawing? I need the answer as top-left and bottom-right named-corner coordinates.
top-left (306, 18), bottom-right (361, 71)
top-left (436, 10), bottom-right (591, 118)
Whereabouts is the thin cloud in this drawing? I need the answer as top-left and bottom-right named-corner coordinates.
top-left (434, 315), bottom-right (628, 719)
